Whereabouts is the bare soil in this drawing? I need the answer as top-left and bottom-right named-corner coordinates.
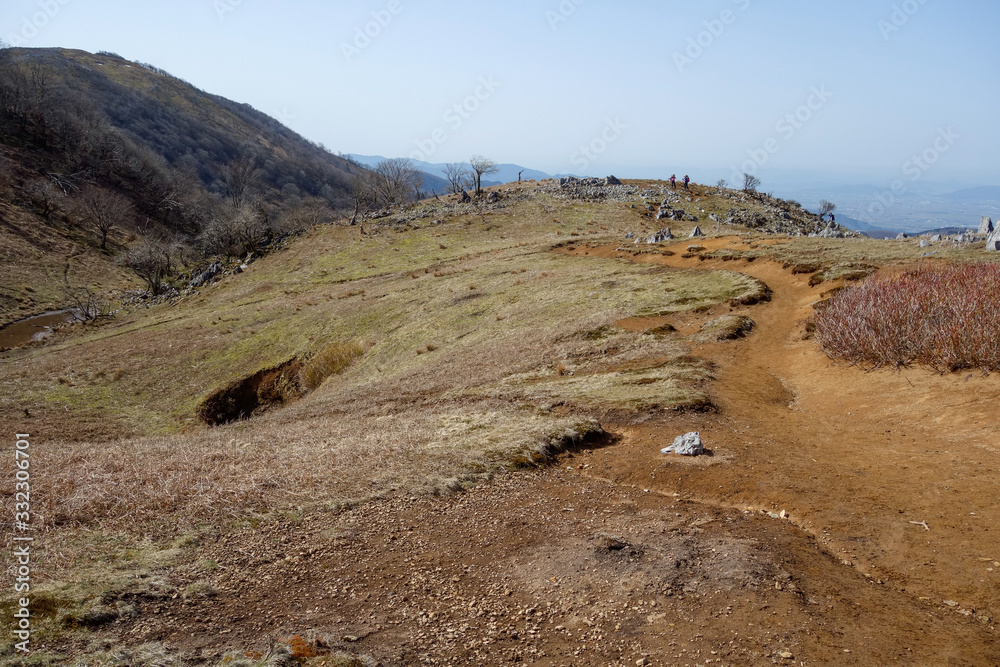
top-left (74, 239), bottom-right (1000, 665)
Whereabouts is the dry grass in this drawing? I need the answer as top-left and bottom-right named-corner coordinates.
top-left (816, 263), bottom-right (1000, 371)
top-left (299, 342), bottom-right (363, 390)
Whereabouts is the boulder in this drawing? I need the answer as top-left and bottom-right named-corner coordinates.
top-left (487, 191), bottom-right (500, 203)
top-left (930, 234), bottom-right (942, 242)
top-left (689, 226), bottom-right (704, 238)
top-left (605, 175), bottom-right (623, 186)
top-left (460, 190), bottom-right (472, 203)
top-left (646, 228), bottom-right (673, 244)
top-left (919, 239), bottom-right (931, 248)
top-left (661, 432), bottom-right (704, 456)
top-left (987, 228), bottom-right (1000, 252)
top-left (189, 262), bottom-right (222, 289)
top-left (980, 216), bottom-right (994, 235)
top-left (896, 232), bottom-right (908, 239)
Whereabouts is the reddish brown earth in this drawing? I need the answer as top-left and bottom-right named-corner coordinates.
top-left (105, 239), bottom-right (1000, 665)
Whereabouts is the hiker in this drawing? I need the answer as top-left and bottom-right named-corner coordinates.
top-left (670, 174), bottom-right (676, 189)
top-left (829, 212), bottom-right (836, 224)
top-left (683, 175), bottom-right (690, 190)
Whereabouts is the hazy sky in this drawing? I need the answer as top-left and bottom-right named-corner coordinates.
top-left (3, 0), bottom-right (998, 186)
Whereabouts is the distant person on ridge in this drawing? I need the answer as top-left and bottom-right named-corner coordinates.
top-left (670, 174), bottom-right (676, 189)
top-left (683, 175), bottom-right (690, 190)
top-left (829, 212), bottom-right (836, 224)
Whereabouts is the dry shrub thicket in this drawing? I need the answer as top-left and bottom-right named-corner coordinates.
top-left (816, 263), bottom-right (1000, 371)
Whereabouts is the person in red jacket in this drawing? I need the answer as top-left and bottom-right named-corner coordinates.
top-left (670, 174), bottom-right (676, 189)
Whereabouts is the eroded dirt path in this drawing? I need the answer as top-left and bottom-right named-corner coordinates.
top-left (567, 240), bottom-right (1000, 613)
top-left (110, 238), bottom-right (1000, 666)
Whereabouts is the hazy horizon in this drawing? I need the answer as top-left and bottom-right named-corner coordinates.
top-left (3, 1), bottom-right (998, 190)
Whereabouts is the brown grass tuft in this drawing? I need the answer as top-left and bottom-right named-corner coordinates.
top-left (300, 342), bottom-right (363, 390)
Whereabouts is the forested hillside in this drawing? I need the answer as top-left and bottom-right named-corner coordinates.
top-left (0, 47), bottom-right (361, 323)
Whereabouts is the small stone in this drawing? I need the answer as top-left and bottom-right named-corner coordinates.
top-left (636, 659), bottom-right (649, 666)
top-left (661, 431), bottom-right (704, 456)
top-left (780, 651), bottom-right (794, 659)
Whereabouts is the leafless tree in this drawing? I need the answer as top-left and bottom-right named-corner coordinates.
top-left (716, 179), bottom-right (728, 189)
top-left (220, 153), bottom-right (261, 209)
top-left (818, 200), bottom-right (837, 219)
top-left (373, 158), bottom-right (422, 206)
top-left (469, 155), bottom-right (499, 196)
top-left (742, 172), bottom-right (761, 193)
top-left (200, 203), bottom-right (271, 259)
top-left (77, 185), bottom-right (134, 250)
top-left (276, 197), bottom-right (332, 233)
top-left (443, 162), bottom-right (471, 194)
top-left (350, 171), bottom-right (379, 225)
top-left (62, 263), bottom-right (114, 322)
top-left (117, 236), bottom-right (171, 295)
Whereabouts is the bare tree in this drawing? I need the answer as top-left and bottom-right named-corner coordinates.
top-left (818, 200), bottom-right (837, 219)
top-left (742, 172), bottom-right (761, 193)
top-left (469, 155), bottom-right (499, 196)
top-left (77, 185), bottom-right (134, 250)
top-left (443, 162), bottom-right (471, 194)
top-left (200, 203), bottom-right (271, 259)
top-left (220, 153), bottom-right (261, 209)
top-left (373, 158), bottom-right (422, 206)
top-left (276, 197), bottom-right (332, 233)
top-left (716, 179), bottom-right (728, 189)
top-left (350, 170), bottom-right (379, 225)
top-left (117, 237), bottom-right (171, 295)
top-left (62, 263), bottom-right (114, 322)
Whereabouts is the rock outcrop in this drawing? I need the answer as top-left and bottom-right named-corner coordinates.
top-left (979, 216), bottom-right (994, 235)
top-left (987, 227), bottom-right (1000, 252)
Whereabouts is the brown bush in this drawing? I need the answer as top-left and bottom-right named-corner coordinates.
top-left (815, 263), bottom-right (1000, 371)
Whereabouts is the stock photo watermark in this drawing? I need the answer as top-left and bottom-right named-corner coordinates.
top-left (213, 0), bottom-right (243, 21)
top-left (410, 76), bottom-right (501, 162)
top-left (4, 0), bottom-right (72, 47)
top-left (340, 0), bottom-right (404, 63)
top-left (546, 0), bottom-right (586, 31)
top-left (11, 433), bottom-right (33, 653)
top-left (729, 85), bottom-right (834, 182)
top-left (878, 0), bottom-right (931, 40)
top-left (673, 0), bottom-right (751, 74)
top-left (570, 117), bottom-right (628, 172)
top-left (867, 127), bottom-right (959, 218)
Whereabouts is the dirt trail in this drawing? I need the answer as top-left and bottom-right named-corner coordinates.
top-left (110, 238), bottom-right (1000, 666)
top-left (565, 240), bottom-right (1000, 616)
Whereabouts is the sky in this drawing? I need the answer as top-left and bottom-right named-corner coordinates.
top-left (2, 0), bottom-right (999, 189)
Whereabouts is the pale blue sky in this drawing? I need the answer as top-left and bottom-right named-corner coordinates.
top-left (2, 0), bottom-right (998, 186)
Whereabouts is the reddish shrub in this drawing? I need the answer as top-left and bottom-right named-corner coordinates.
top-left (815, 263), bottom-right (1000, 372)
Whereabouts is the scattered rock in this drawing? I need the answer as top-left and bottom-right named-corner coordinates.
top-left (189, 262), bottom-right (222, 289)
top-left (896, 232), bottom-right (908, 239)
top-left (919, 239), bottom-right (931, 248)
top-left (460, 190), bottom-right (472, 203)
top-left (487, 191), bottom-right (500, 203)
top-left (605, 175), bottom-right (623, 186)
top-left (689, 226), bottom-right (704, 238)
top-left (646, 228), bottom-right (673, 244)
top-left (979, 216), bottom-right (994, 235)
top-left (661, 432), bottom-right (704, 456)
top-left (987, 228), bottom-right (1000, 252)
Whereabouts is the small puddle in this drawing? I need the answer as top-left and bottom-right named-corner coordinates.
top-left (0, 310), bottom-right (75, 348)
